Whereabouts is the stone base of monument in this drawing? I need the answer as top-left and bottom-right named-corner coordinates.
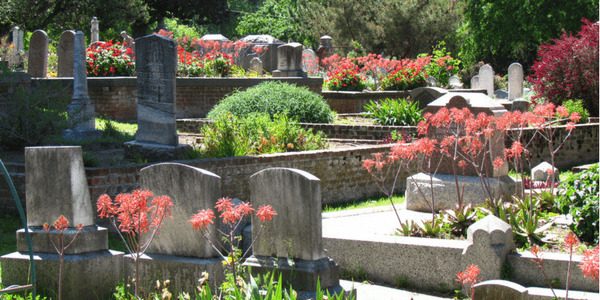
top-left (272, 69), bottom-right (307, 77)
top-left (62, 128), bottom-right (103, 141)
top-left (405, 173), bottom-right (517, 212)
top-left (124, 140), bottom-right (192, 163)
top-left (0, 250), bottom-right (123, 299)
top-left (124, 253), bottom-right (224, 296)
top-left (244, 255), bottom-right (352, 298)
top-left (16, 226), bottom-right (108, 255)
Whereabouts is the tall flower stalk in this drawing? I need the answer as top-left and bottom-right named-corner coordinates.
top-left (97, 190), bottom-right (173, 298)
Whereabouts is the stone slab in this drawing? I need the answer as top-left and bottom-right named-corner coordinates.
top-left (123, 140), bottom-right (191, 163)
top-left (0, 250), bottom-right (123, 300)
top-left (123, 253), bottom-right (224, 296)
top-left (16, 226), bottom-right (108, 254)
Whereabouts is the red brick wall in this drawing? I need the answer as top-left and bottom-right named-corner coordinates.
top-left (323, 91), bottom-right (411, 113)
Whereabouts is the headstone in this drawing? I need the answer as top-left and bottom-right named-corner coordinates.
top-left (426, 76), bottom-right (437, 87)
top-left (472, 280), bottom-right (528, 300)
top-left (448, 76), bottom-right (462, 88)
top-left (511, 98), bottom-right (530, 112)
top-left (272, 43), bottom-right (306, 77)
top-left (479, 64), bottom-right (494, 97)
top-left (410, 87), bottom-right (448, 110)
top-left (531, 161), bottom-right (559, 182)
top-left (508, 63), bottom-right (523, 101)
top-left (302, 48), bottom-right (318, 75)
top-left (11, 26), bottom-right (23, 52)
top-left (244, 168), bottom-right (342, 293)
top-left (1, 146), bottom-right (123, 299)
top-left (131, 163), bottom-right (224, 294)
top-left (249, 57), bottom-right (263, 75)
top-left (407, 93), bottom-right (515, 211)
top-left (62, 31), bottom-right (102, 141)
top-left (196, 34), bottom-right (230, 56)
top-left (141, 163), bottom-right (221, 258)
top-left (57, 30), bottom-right (76, 77)
top-left (317, 35), bottom-right (334, 61)
top-left (494, 89), bottom-right (508, 99)
top-left (124, 34), bottom-right (190, 161)
top-left (91, 17), bottom-right (100, 44)
top-left (471, 75), bottom-right (480, 89)
top-left (27, 30), bottom-right (49, 78)
top-left (239, 35), bottom-right (284, 73)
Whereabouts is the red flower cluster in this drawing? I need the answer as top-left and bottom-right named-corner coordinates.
top-left (86, 41), bottom-right (135, 77)
top-left (189, 197), bottom-right (277, 229)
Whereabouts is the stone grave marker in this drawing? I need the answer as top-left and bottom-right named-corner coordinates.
top-left (249, 57), bottom-right (263, 75)
top-left (57, 30), bottom-right (75, 77)
top-left (8, 26), bottom-right (24, 69)
top-left (272, 42), bottom-right (307, 77)
top-left (494, 89), bottom-right (508, 99)
top-left (91, 17), bottom-right (99, 44)
top-left (508, 62), bottom-right (523, 100)
top-left (317, 35), bottom-right (334, 61)
top-left (244, 168), bottom-right (343, 294)
top-left (302, 48), bottom-right (318, 75)
top-left (479, 64), bottom-right (494, 97)
top-left (410, 87), bottom-right (448, 110)
top-left (239, 35), bottom-right (284, 73)
top-left (132, 163), bottom-right (224, 294)
top-left (473, 280), bottom-right (529, 300)
top-left (1, 146), bottom-right (122, 299)
top-left (124, 34), bottom-right (190, 161)
top-left (63, 31), bottom-right (102, 141)
top-left (12, 26), bottom-right (23, 52)
top-left (426, 76), bottom-right (437, 86)
top-left (407, 93), bottom-right (514, 211)
top-left (27, 30), bottom-right (49, 77)
top-left (448, 75), bottom-right (462, 88)
top-left (196, 34), bottom-right (230, 54)
top-left (471, 75), bottom-right (480, 89)
top-left (531, 161), bottom-right (559, 182)
top-left (511, 98), bottom-right (530, 112)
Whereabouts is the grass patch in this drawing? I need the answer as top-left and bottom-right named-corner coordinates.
top-left (43, 118), bottom-right (136, 146)
top-left (323, 195), bottom-right (405, 213)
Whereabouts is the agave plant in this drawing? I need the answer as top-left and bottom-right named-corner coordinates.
top-left (395, 220), bottom-right (419, 237)
top-left (442, 203), bottom-right (478, 236)
top-left (417, 219), bottom-right (443, 237)
top-left (512, 195), bottom-right (554, 245)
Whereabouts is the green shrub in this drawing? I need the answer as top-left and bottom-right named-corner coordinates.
top-left (364, 98), bottom-right (424, 126)
top-left (207, 81), bottom-right (334, 123)
top-left (200, 113), bottom-right (327, 158)
top-left (82, 151), bottom-right (99, 167)
top-left (557, 163), bottom-right (599, 244)
top-left (560, 99), bottom-right (589, 123)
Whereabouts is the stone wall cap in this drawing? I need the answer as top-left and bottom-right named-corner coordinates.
top-left (429, 92), bottom-right (506, 109)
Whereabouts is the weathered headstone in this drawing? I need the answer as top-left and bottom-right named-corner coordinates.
top-left (448, 76), bottom-right (463, 89)
top-left (472, 280), bottom-right (529, 300)
top-left (124, 34), bottom-right (190, 161)
top-left (494, 89), bottom-right (508, 99)
top-left (479, 64), bottom-right (494, 97)
top-left (426, 76), bottom-right (437, 87)
top-left (302, 48), bottom-right (318, 75)
top-left (57, 30), bottom-right (75, 77)
top-left (317, 35), bottom-right (334, 61)
top-left (407, 93), bottom-right (514, 211)
top-left (62, 31), bottom-right (102, 140)
top-left (531, 161), bottom-right (559, 182)
top-left (244, 168), bottom-right (342, 294)
top-left (131, 163), bottom-right (224, 294)
top-left (410, 87), bottom-right (448, 110)
top-left (249, 57), bottom-right (263, 75)
top-left (8, 26), bottom-right (24, 69)
top-left (1, 146), bottom-right (122, 299)
top-left (11, 26), bottom-right (23, 52)
top-left (239, 35), bottom-right (284, 73)
top-left (272, 43), bottom-right (307, 77)
top-left (471, 75), bottom-right (480, 89)
top-left (511, 98), bottom-right (530, 112)
top-left (27, 30), bottom-right (49, 78)
top-left (91, 17), bottom-right (100, 44)
top-left (508, 63), bottom-right (523, 101)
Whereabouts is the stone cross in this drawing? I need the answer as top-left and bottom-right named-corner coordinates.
top-left (27, 30), bottom-right (49, 78)
top-left (91, 17), bottom-right (100, 44)
top-left (479, 64), bottom-right (494, 97)
top-left (508, 62), bottom-right (523, 101)
top-left (57, 30), bottom-right (75, 77)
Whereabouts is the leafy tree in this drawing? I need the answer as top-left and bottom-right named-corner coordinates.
top-left (297, 0), bottom-right (464, 58)
top-left (142, 0), bottom-right (229, 31)
top-left (458, 0), bottom-right (599, 73)
top-left (236, 0), bottom-right (314, 44)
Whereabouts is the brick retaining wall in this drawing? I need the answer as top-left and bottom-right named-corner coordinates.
top-left (322, 90), bottom-right (411, 113)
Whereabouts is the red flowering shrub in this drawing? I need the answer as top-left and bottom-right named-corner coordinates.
top-left (380, 66), bottom-right (427, 90)
top-left (324, 63), bottom-right (366, 91)
top-left (86, 41), bottom-right (135, 77)
top-left (529, 19), bottom-right (599, 117)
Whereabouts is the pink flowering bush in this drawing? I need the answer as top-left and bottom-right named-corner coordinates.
top-left (86, 41), bottom-right (135, 77)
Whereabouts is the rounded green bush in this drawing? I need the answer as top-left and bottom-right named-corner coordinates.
top-left (207, 81), bottom-right (335, 123)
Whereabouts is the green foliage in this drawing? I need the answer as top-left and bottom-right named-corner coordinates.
top-left (364, 98), bottom-right (424, 126)
top-left (419, 41), bottom-right (461, 87)
top-left (417, 219), bottom-right (443, 237)
top-left (380, 67), bottom-right (427, 91)
top-left (324, 68), bottom-right (367, 91)
top-left (82, 151), bottom-right (99, 168)
top-left (0, 69), bottom-right (71, 150)
top-left (560, 100), bottom-right (589, 123)
top-left (441, 204), bottom-right (478, 237)
top-left (200, 113), bottom-right (327, 159)
top-left (207, 81), bottom-right (334, 124)
top-left (557, 164), bottom-right (599, 244)
top-left (501, 263), bottom-right (514, 280)
top-left (164, 18), bottom-right (202, 42)
top-left (458, 0), bottom-right (599, 72)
